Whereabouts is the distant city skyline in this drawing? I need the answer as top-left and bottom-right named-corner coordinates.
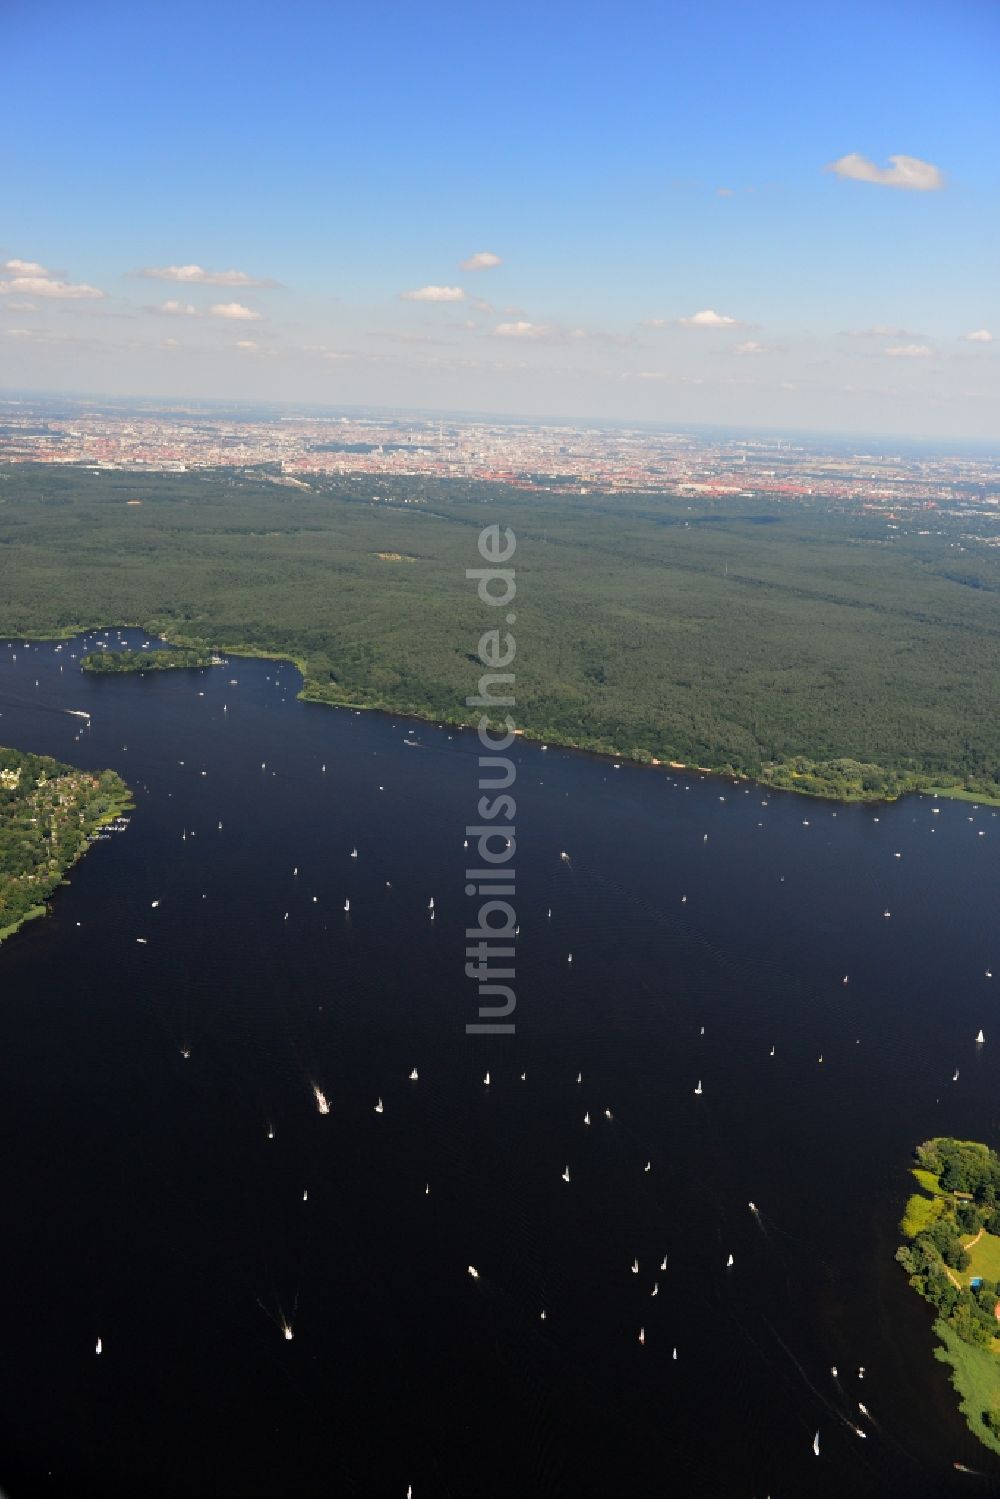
top-left (3, 0), bottom-right (998, 438)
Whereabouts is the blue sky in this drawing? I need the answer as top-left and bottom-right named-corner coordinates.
top-left (2, 0), bottom-right (998, 436)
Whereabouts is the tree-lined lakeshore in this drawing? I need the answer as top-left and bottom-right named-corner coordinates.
top-left (4, 463), bottom-right (1000, 802)
top-left (0, 745), bottom-right (132, 941)
top-left (898, 1138), bottom-right (1000, 1454)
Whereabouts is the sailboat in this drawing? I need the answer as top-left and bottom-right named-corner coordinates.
top-left (562, 1165), bottom-right (571, 1183)
top-left (638, 1328), bottom-right (645, 1344)
top-left (351, 848), bottom-right (358, 858)
top-left (96, 1337), bottom-right (102, 1355)
top-left (694, 1080), bottom-right (703, 1095)
top-left (344, 899), bottom-right (350, 911)
top-left (374, 1098), bottom-right (384, 1114)
top-left (484, 1071), bottom-right (490, 1085)
top-left (409, 1068), bottom-right (419, 1081)
top-left (976, 1029), bottom-right (985, 1043)
top-left (584, 1112), bottom-right (591, 1125)
top-left (576, 1072), bottom-right (582, 1084)
top-left (660, 1256), bottom-right (668, 1271)
top-left (953, 1068), bottom-right (960, 1081)
top-left (651, 1282), bottom-right (658, 1297)
top-left (813, 1431), bottom-right (820, 1456)
top-left (726, 1253), bottom-right (734, 1268)
top-left (644, 1161), bottom-right (651, 1173)
top-left (428, 897), bottom-right (435, 910)
top-left (631, 1259), bottom-right (639, 1274)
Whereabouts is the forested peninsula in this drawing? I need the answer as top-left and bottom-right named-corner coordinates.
top-left (4, 464), bottom-right (1000, 804)
top-left (897, 1138), bottom-right (1000, 1454)
top-left (0, 745), bottom-right (132, 941)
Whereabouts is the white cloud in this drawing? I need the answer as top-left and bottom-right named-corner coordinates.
top-left (6, 300), bottom-right (37, 312)
top-left (884, 343), bottom-right (932, 358)
top-left (962, 329), bottom-right (993, 343)
top-left (235, 339), bottom-right (259, 351)
top-left (715, 188), bottom-right (734, 198)
top-left (493, 321), bottom-right (553, 339)
top-left (162, 338), bottom-right (179, 348)
top-left (302, 344), bottom-right (354, 362)
top-left (156, 300), bottom-right (200, 316)
top-left (844, 325), bottom-right (916, 339)
top-left (680, 309), bottom-right (739, 327)
top-left (642, 318), bottom-right (668, 328)
top-left (134, 264), bottom-right (278, 287)
top-left (208, 302), bottom-right (262, 321)
top-left (400, 285), bottom-right (466, 302)
top-left (459, 251), bottom-right (502, 271)
top-left (0, 275), bottom-right (104, 301)
top-left (826, 153), bottom-right (944, 191)
top-left (6, 327), bottom-right (35, 338)
top-left (2, 259), bottom-right (49, 276)
top-left (734, 340), bottom-right (770, 354)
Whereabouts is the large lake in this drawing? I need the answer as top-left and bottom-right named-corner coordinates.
top-left (1, 631), bottom-right (998, 1498)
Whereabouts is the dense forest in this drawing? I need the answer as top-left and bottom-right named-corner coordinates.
top-left (0, 744), bottom-right (132, 940)
top-left (81, 645), bottom-right (219, 673)
top-left (2, 463), bottom-right (1000, 801)
top-left (897, 1138), bottom-right (1000, 1448)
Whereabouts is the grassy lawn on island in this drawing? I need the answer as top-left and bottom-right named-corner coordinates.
top-left (964, 1232), bottom-right (1000, 1285)
top-left (912, 1168), bottom-right (950, 1198)
top-left (902, 1191), bottom-right (947, 1238)
top-left (934, 1321), bottom-right (1000, 1457)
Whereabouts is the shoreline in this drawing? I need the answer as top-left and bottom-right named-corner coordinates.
top-left (0, 761), bottom-right (133, 947)
top-left (10, 621), bottom-right (1000, 808)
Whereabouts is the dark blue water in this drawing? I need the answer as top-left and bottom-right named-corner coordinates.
top-left (1, 631), bottom-right (999, 1498)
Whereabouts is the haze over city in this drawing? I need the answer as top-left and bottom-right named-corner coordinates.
top-left (3, 0), bottom-right (998, 438)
